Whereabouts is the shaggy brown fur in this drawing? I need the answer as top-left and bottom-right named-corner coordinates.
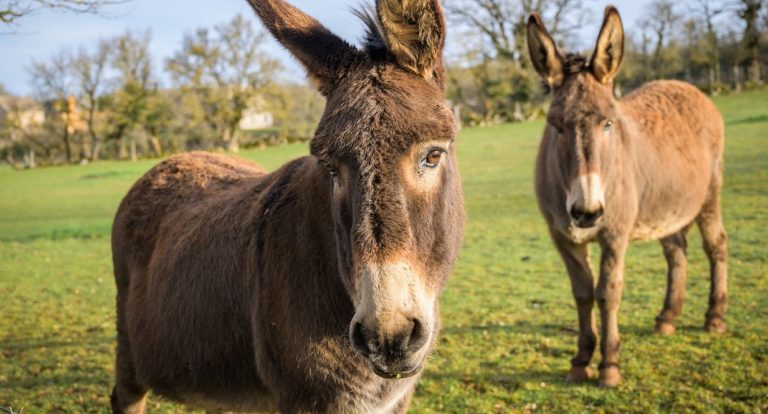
top-left (529, 6), bottom-right (727, 388)
top-left (111, 1), bottom-right (463, 412)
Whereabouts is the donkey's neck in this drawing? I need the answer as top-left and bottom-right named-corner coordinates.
top-left (249, 156), bottom-right (354, 327)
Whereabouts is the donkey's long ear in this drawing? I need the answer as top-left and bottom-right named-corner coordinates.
top-left (527, 13), bottom-right (564, 89)
top-left (246, 0), bottom-right (356, 94)
top-left (376, 0), bottom-right (446, 82)
top-left (590, 6), bottom-right (624, 84)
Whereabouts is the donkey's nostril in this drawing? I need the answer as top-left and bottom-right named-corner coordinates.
top-left (569, 206), bottom-right (584, 221)
top-left (583, 208), bottom-right (603, 222)
top-left (570, 205), bottom-right (604, 228)
top-left (407, 318), bottom-right (428, 351)
top-left (351, 322), bottom-right (370, 357)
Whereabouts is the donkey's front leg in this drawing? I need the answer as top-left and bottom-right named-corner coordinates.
top-left (596, 234), bottom-right (629, 388)
top-left (551, 230), bottom-right (598, 382)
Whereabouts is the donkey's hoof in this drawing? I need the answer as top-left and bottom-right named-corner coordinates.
top-left (705, 318), bottom-right (726, 334)
top-left (654, 320), bottom-right (676, 335)
top-left (598, 367), bottom-right (622, 388)
top-left (566, 365), bottom-right (593, 382)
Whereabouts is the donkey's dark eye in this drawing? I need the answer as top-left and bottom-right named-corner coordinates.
top-left (604, 120), bottom-right (614, 132)
top-left (425, 149), bottom-right (444, 168)
top-left (319, 160), bottom-right (338, 178)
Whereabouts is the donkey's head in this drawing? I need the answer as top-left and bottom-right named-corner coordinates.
top-left (527, 6), bottom-right (625, 228)
top-left (247, 0), bottom-right (463, 379)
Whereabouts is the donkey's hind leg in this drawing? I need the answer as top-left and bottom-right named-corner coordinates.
top-left (654, 225), bottom-right (692, 335)
top-left (112, 273), bottom-right (148, 413)
top-left (551, 230), bottom-right (598, 382)
top-left (697, 188), bottom-right (728, 333)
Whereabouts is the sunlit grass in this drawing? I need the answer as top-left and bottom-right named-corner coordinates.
top-left (1, 90), bottom-right (766, 413)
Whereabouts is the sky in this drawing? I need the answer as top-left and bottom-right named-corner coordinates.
top-left (0, 0), bottom-right (651, 96)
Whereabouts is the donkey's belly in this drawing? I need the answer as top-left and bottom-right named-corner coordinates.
top-left (133, 326), bottom-right (276, 412)
top-left (168, 389), bottom-right (277, 413)
top-left (630, 211), bottom-right (698, 241)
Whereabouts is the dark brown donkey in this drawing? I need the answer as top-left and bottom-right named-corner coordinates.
top-left (528, 7), bottom-right (727, 387)
top-left (110, 0), bottom-right (464, 412)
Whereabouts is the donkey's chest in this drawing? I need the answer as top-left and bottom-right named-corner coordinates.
top-left (330, 377), bottom-right (416, 414)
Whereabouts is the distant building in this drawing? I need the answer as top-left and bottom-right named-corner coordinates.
top-left (0, 95), bottom-right (46, 133)
top-left (239, 107), bottom-right (274, 131)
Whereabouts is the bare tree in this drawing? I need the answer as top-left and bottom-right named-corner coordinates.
top-left (1, 0), bottom-right (130, 26)
top-left (72, 39), bottom-right (110, 161)
top-left (639, 0), bottom-right (682, 78)
top-left (690, 0), bottom-right (729, 91)
top-left (443, 0), bottom-right (587, 66)
top-left (28, 50), bottom-right (77, 163)
top-left (106, 30), bottom-right (154, 160)
top-left (736, 0), bottom-right (764, 82)
top-left (166, 14), bottom-right (281, 152)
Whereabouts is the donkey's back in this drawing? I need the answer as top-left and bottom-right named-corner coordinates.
top-left (624, 80), bottom-right (724, 155)
top-left (621, 80), bottom-right (725, 242)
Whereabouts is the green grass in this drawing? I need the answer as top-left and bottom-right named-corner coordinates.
top-left (1, 90), bottom-right (767, 413)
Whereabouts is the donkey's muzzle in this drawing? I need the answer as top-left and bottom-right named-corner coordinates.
top-left (570, 205), bottom-right (604, 228)
top-left (350, 319), bottom-right (428, 379)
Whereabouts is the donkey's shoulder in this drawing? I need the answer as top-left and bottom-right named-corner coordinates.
top-left (624, 80), bottom-right (710, 108)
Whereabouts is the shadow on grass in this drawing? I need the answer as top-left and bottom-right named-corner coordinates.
top-left (443, 320), bottom-right (662, 338)
top-left (0, 370), bottom-right (112, 391)
top-left (424, 367), bottom-right (603, 393)
top-left (729, 114), bottom-right (768, 125)
top-left (0, 335), bottom-right (113, 352)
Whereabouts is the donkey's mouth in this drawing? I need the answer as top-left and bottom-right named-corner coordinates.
top-left (367, 360), bottom-right (422, 380)
top-left (572, 219), bottom-right (600, 229)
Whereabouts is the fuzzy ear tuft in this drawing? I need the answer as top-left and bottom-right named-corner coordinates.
top-left (376, 0), bottom-right (446, 81)
top-left (590, 6), bottom-right (624, 84)
top-left (527, 12), bottom-right (564, 89)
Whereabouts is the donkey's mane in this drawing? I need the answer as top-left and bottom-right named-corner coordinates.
top-left (541, 53), bottom-right (589, 94)
top-left (563, 53), bottom-right (588, 75)
top-left (352, 3), bottom-right (389, 54)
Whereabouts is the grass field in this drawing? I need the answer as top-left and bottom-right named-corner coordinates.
top-left (1, 90), bottom-right (766, 413)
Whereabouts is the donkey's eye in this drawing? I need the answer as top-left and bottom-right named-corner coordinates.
top-left (424, 149), bottom-right (444, 168)
top-left (604, 120), bottom-right (614, 133)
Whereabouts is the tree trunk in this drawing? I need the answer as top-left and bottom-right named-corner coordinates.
top-left (90, 132), bottom-right (102, 162)
top-left (79, 133), bottom-right (91, 164)
top-left (116, 137), bottom-right (126, 159)
top-left (62, 126), bottom-right (72, 164)
top-left (747, 60), bottom-right (762, 83)
top-left (223, 128), bottom-right (240, 152)
top-left (130, 137), bottom-right (137, 162)
top-left (150, 135), bottom-right (163, 157)
top-left (24, 148), bottom-right (36, 169)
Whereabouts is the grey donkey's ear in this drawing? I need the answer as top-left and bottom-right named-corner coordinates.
top-left (245, 0), bottom-right (357, 95)
top-left (376, 0), bottom-right (447, 84)
top-left (527, 12), bottom-right (564, 89)
top-left (590, 5), bottom-right (624, 84)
